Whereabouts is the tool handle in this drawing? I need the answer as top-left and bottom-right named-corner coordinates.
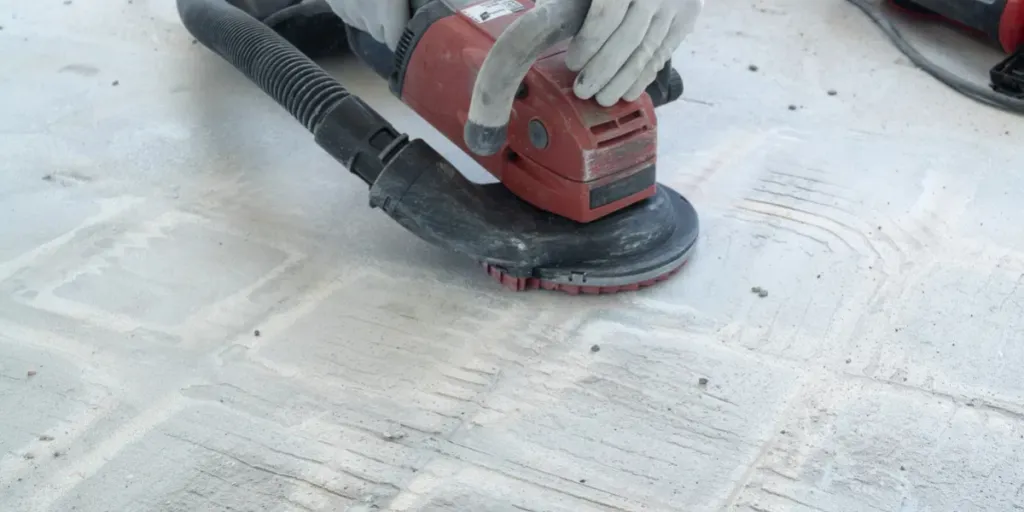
top-left (464, 0), bottom-right (592, 157)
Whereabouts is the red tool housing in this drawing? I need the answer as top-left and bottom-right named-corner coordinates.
top-left (390, 0), bottom-right (659, 223)
top-left (892, 0), bottom-right (1024, 53)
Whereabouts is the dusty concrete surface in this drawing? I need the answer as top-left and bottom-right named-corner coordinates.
top-left (2, 0), bottom-right (1023, 511)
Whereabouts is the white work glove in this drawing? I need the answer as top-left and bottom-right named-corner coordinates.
top-left (563, 0), bottom-right (703, 107)
top-left (325, 0), bottom-right (409, 51)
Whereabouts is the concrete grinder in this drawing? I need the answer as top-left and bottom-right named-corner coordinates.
top-left (177, 0), bottom-right (700, 294)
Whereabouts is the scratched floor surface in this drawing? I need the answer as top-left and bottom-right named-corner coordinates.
top-left (2, 0), bottom-right (1023, 511)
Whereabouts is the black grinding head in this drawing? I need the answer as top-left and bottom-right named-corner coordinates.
top-left (370, 139), bottom-right (699, 293)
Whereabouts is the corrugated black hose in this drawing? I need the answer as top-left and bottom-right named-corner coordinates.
top-left (176, 0), bottom-right (414, 185)
top-left (178, 0), bottom-right (349, 131)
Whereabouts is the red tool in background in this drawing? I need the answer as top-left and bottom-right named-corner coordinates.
top-left (848, 0), bottom-right (1024, 110)
top-left (889, 0), bottom-right (1024, 53)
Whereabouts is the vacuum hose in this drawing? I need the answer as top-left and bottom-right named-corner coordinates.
top-left (177, 0), bottom-right (423, 186)
top-left (178, 0), bottom-right (348, 131)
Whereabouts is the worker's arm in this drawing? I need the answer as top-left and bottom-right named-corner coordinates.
top-left (561, 0), bottom-right (703, 106)
top-left (324, 0), bottom-right (409, 51)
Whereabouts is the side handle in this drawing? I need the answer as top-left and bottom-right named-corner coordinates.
top-left (464, 0), bottom-right (592, 157)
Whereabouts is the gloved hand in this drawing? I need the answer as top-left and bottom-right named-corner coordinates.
top-left (562, 0), bottom-right (703, 107)
top-left (325, 0), bottom-right (409, 51)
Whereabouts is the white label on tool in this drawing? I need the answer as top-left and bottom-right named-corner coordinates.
top-left (462, 0), bottom-right (525, 23)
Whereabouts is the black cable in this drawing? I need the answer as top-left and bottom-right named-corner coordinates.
top-left (846, 0), bottom-right (1024, 114)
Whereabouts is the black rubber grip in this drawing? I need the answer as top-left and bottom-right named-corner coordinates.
top-left (464, 123), bottom-right (509, 158)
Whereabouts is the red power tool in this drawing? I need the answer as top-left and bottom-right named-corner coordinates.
top-left (890, 0), bottom-right (1024, 53)
top-left (179, 0), bottom-right (699, 294)
top-left (385, 0), bottom-right (670, 224)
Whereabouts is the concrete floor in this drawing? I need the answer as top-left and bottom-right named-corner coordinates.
top-left (2, 0), bottom-right (1023, 511)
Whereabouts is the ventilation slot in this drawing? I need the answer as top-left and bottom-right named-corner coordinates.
top-left (590, 119), bottom-right (617, 135)
top-left (588, 109), bottom-right (647, 146)
top-left (596, 127), bottom-right (646, 148)
top-left (618, 110), bottom-right (643, 124)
